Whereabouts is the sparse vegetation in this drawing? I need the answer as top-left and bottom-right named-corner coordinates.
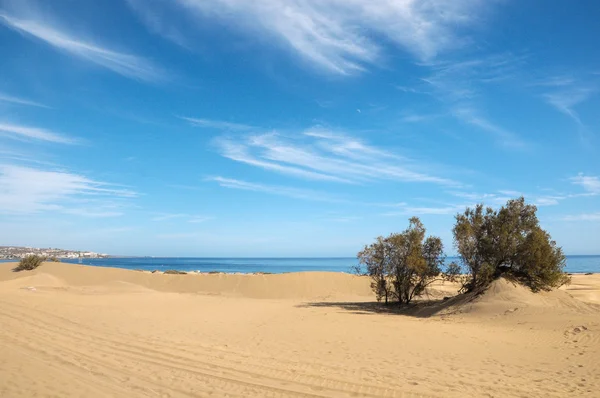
top-left (13, 255), bottom-right (45, 272)
top-left (48, 256), bottom-right (61, 262)
top-left (453, 197), bottom-right (569, 292)
top-left (358, 217), bottom-right (459, 305)
top-left (164, 269), bottom-right (187, 275)
top-left (358, 197), bottom-right (569, 305)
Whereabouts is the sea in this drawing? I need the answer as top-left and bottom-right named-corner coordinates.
top-left (32, 255), bottom-right (600, 274)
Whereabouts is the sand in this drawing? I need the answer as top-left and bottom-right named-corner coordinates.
top-left (1, 262), bottom-right (599, 397)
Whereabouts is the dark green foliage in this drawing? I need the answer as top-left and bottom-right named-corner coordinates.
top-left (453, 197), bottom-right (569, 292)
top-left (452, 203), bottom-right (492, 290)
top-left (358, 217), bottom-right (454, 305)
top-left (14, 255), bottom-right (45, 272)
top-left (164, 269), bottom-right (187, 275)
top-left (515, 227), bottom-right (569, 291)
top-left (357, 236), bottom-right (390, 303)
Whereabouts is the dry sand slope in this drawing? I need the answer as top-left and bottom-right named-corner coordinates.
top-left (1, 262), bottom-right (599, 398)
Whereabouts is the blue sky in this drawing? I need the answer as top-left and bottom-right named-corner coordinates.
top-left (0, 0), bottom-right (599, 256)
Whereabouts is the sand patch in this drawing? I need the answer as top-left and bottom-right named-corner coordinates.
top-left (1, 262), bottom-right (599, 397)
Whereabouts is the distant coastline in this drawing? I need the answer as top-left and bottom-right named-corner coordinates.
top-left (52, 255), bottom-right (600, 275)
top-left (0, 246), bottom-right (108, 260)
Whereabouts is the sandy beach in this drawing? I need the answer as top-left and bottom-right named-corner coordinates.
top-left (1, 262), bottom-right (599, 398)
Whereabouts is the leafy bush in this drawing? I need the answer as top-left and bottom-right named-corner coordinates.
top-left (164, 269), bottom-right (187, 275)
top-left (48, 256), bottom-right (61, 262)
top-left (453, 197), bottom-right (569, 292)
top-left (358, 217), bottom-right (458, 305)
top-left (14, 255), bottom-right (45, 272)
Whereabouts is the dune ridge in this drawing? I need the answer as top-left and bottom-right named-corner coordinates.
top-left (0, 261), bottom-right (373, 299)
top-left (1, 261), bottom-right (599, 397)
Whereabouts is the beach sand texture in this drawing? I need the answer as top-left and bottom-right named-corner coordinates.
top-left (1, 262), bottom-right (599, 397)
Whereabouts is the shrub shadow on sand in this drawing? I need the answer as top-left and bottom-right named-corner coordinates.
top-left (298, 290), bottom-right (482, 318)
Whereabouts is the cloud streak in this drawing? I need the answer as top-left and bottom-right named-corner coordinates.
top-left (208, 176), bottom-right (342, 202)
top-left (127, 0), bottom-right (494, 75)
top-left (215, 128), bottom-right (458, 186)
top-left (570, 174), bottom-right (600, 195)
top-left (383, 204), bottom-right (467, 216)
top-left (0, 164), bottom-right (136, 216)
top-left (0, 13), bottom-right (163, 82)
top-left (152, 213), bottom-right (213, 223)
top-left (452, 107), bottom-right (527, 149)
top-left (543, 87), bottom-right (595, 126)
top-left (0, 122), bottom-right (77, 144)
top-left (0, 92), bottom-right (49, 108)
top-left (448, 190), bottom-right (566, 208)
top-left (532, 74), bottom-right (597, 125)
top-left (180, 117), bottom-right (254, 131)
top-left (403, 53), bottom-right (529, 149)
top-left (562, 212), bottom-right (600, 222)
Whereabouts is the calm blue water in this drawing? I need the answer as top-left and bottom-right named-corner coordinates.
top-left (41, 255), bottom-right (600, 274)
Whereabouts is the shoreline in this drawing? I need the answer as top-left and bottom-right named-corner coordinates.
top-left (4, 255), bottom-right (597, 275)
top-left (2, 259), bottom-right (597, 277)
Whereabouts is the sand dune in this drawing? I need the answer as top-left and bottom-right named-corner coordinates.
top-left (1, 262), bottom-right (599, 397)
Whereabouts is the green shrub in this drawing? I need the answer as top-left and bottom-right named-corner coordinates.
top-left (358, 217), bottom-right (456, 305)
top-left (14, 255), bottom-right (45, 272)
top-left (48, 256), bottom-right (61, 262)
top-left (164, 269), bottom-right (186, 275)
top-left (453, 197), bottom-right (569, 292)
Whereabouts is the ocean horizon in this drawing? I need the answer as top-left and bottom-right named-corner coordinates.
top-left (30, 255), bottom-right (598, 274)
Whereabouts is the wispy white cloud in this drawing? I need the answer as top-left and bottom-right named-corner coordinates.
top-left (561, 212), bottom-right (600, 222)
top-left (151, 213), bottom-right (188, 222)
top-left (448, 191), bottom-right (508, 204)
top-left (0, 164), bottom-right (136, 216)
top-left (215, 128), bottom-right (458, 186)
top-left (407, 53), bottom-right (529, 149)
top-left (125, 0), bottom-right (191, 49)
top-left (180, 116), bottom-right (254, 131)
top-left (0, 92), bottom-right (49, 108)
top-left (452, 107), bottom-right (527, 149)
top-left (210, 176), bottom-right (413, 208)
top-left (151, 213), bottom-right (213, 223)
top-left (421, 53), bottom-right (526, 102)
top-left (383, 204), bottom-right (467, 216)
top-left (208, 176), bottom-right (342, 202)
top-left (570, 174), bottom-right (600, 195)
top-left (188, 216), bottom-right (213, 223)
top-left (127, 0), bottom-right (495, 75)
top-left (385, 188), bottom-right (566, 217)
top-left (448, 190), bottom-right (564, 207)
top-left (542, 87), bottom-right (595, 126)
top-left (324, 215), bottom-right (362, 223)
top-left (396, 85), bottom-right (431, 95)
top-left (166, 184), bottom-right (205, 191)
top-left (217, 137), bottom-right (348, 183)
top-left (0, 12), bottom-right (163, 82)
top-left (62, 208), bottom-right (124, 218)
top-left (531, 74), bottom-right (598, 141)
top-left (530, 75), bottom-right (576, 88)
top-left (400, 112), bottom-right (444, 123)
top-left (0, 122), bottom-right (77, 144)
